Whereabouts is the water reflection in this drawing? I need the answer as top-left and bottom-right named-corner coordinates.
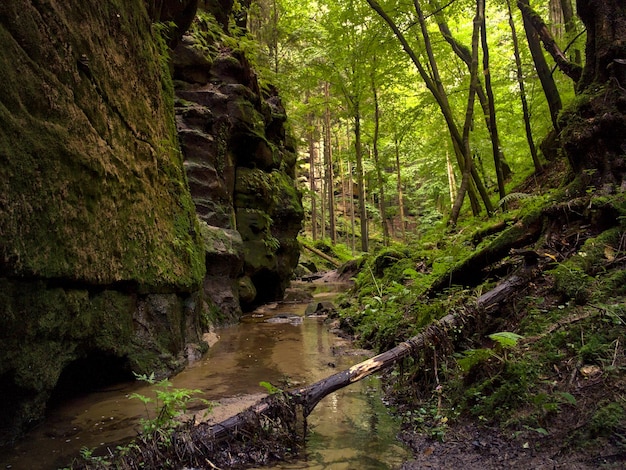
top-left (0, 285), bottom-right (408, 469)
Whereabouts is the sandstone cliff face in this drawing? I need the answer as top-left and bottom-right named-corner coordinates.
top-left (0, 0), bottom-right (302, 445)
top-left (173, 12), bottom-right (303, 314)
top-left (0, 0), bottom-right (207, 445)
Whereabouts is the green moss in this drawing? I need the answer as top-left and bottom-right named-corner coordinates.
top-left (0, 0), bottom-right (205, 290)
top-left (269, 170), bottom-right (304, 220)
top-left (235, 167), bottom-right (273, 210)
top-left (589, 402), bottom-right (625, 438)
top-left (463, 362), bottom-right (535, 422)
top-left (551, 263), bottom-right (594, 304)
top-left (199, 222), bottom-right (244, 258)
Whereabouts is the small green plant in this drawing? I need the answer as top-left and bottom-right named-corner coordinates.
top-left (259, 381), bottom-right (283, 395)
top-left (77, 446), bottom-right (106, 465)
top-left (401, 398), bottom-right (453, 442)
top-left (129, 372), bottom-right (212, 435)
top-left (589, 401), bottom-right (625, 438)
top-left (457, 332), bottom-right (523, 372)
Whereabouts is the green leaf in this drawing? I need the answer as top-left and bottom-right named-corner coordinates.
top-left (259, 381), bottom-right (283, 395)
top-left (456, 348), bottom-right (493, 372)
top-left (556, 392), bottom-right (577, 405)
top-left (129, 393), bottom-right (152, 405)
top-left (488, 332), bottom-right (523, 349)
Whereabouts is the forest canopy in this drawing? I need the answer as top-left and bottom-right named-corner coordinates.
top-left (229, 0), bottom-right (615, 250)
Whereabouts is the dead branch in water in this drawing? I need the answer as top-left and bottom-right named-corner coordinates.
top-left (187, 264), bottom-right (542, 447)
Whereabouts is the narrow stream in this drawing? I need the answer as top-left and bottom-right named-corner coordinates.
top-left (1, 283), bottom-right (409, 469)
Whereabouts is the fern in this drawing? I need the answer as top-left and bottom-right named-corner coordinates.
top-left (497, 192), bottom-right (533, 208)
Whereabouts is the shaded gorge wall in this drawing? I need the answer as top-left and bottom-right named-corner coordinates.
top-left (0, 0), bottom-right (302, 445)
top-left (174, 6), bottom-right (303, 316)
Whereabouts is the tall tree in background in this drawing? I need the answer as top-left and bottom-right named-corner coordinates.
top-left (323, 82), bottom-right (337, 244)
top-left (479, 2), bottom-right (506, 201)
top-left (559, 0), bottom-right (581, 65)
top-left (245, 0), bottom-right (593, 242)
top-left (450, 0), bottom-right (483, 224)
top-left (431, 1), bottom-right (510, 196)
top-left (371, 63), bottom-right (389, 245)
top-left (366, 0), bottom-right (494, 225)
top-left (517, 0), bottom-right (563, 130)
top-left (506, 0), bottom-right (543, 174)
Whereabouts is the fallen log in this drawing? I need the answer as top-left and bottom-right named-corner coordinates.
top-left (83, 264), bottom-right (543, 469)
top-left (301, 243), bottom-right (341, 267)
top-left (294, 264), bottom-right (538, 416)
top-left (201, 263), bottom-right (541, 437)
top-left (427, 214), bottom-right (543, 295)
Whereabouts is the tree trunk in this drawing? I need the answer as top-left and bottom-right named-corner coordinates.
top-left (367, 0), bottom-right (492, 221)
top-left (446, 151), bottom-right (457, 209)
top-left (324, 82), bottom-right (337, 244)
top-left (480, 4), bottom-right (506, 201)
top-left (560, 0), bottom-right (626, 184)
top-left (371, 71), bottom-right (389, 245)
top-left (395, 136), bottom-right (407, 241)
top-left (338, 144), bottom-right (347, 245)
top-left (320, 154), bottom-right (326, 239)
top-left (576, 0), bottom-right (626, 92)
top-left (307, 109), bottom-right (318, 240)
top-left (559, 0), bottom-right (581, 65)
top-left (432, 2), bottom-right (512, 182)
top-left (507, 0), bottom-right (543, 174)
top-left (348, 158), bottom-right (356, 254)
top-left (517, 0), bottom-right (563, 129)
top-left (354, 103), bottom-right (368, 252)
top-left (517, 0), bottom-right (582, 83)
top-left (450, 0), bottom-right (482, 226)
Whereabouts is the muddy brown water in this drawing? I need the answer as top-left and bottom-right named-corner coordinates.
top-left (1, 284), bottom-right (409, 469)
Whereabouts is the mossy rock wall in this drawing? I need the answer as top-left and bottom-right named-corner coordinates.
top-left (0, 0), bottom-right (207, 444)
top-left (174, 13), bottom-right (303, 312)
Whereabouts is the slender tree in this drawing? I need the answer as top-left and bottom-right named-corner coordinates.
top-left (517, 0), bottom-right (563, 129)
top-left (366, 0), bottom-right (494, 225)
top-left (559, 0), bottom-right (581, 65)
top-left (394, 135), bottom-right (407, 241)
top-left (323, 82), bottom-right (337, 244)
top-left (506, 0), bottom-right (543, 174)
top-left (479, 4), bottom-right (506, 201)
top-left (450, 0), bottom-right (482, 224)
top-left (306, 103), bottom-right (319, 240)
top-left (371, 66), bottom-right (389, 245)
top-left (353, 99), bottom-right (368, 251)
top-left (431, 5), bottom-right (512, 183)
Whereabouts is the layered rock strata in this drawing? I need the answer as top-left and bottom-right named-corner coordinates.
top-left (173, 23), bottom-right (303, 314)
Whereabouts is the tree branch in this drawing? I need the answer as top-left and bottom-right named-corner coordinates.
top-left (517, 0), bottom-right (582, 82)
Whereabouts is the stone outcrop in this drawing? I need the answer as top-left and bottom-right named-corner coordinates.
top-left (0, 0), bottom-right (302, 446)
top-left (0, 0), bottom-right (207, 445)
top-left (173, 13), bottom-right (303, 314)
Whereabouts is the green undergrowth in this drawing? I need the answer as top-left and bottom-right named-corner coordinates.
top-left (336, 189), bottom-right (626, 453)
